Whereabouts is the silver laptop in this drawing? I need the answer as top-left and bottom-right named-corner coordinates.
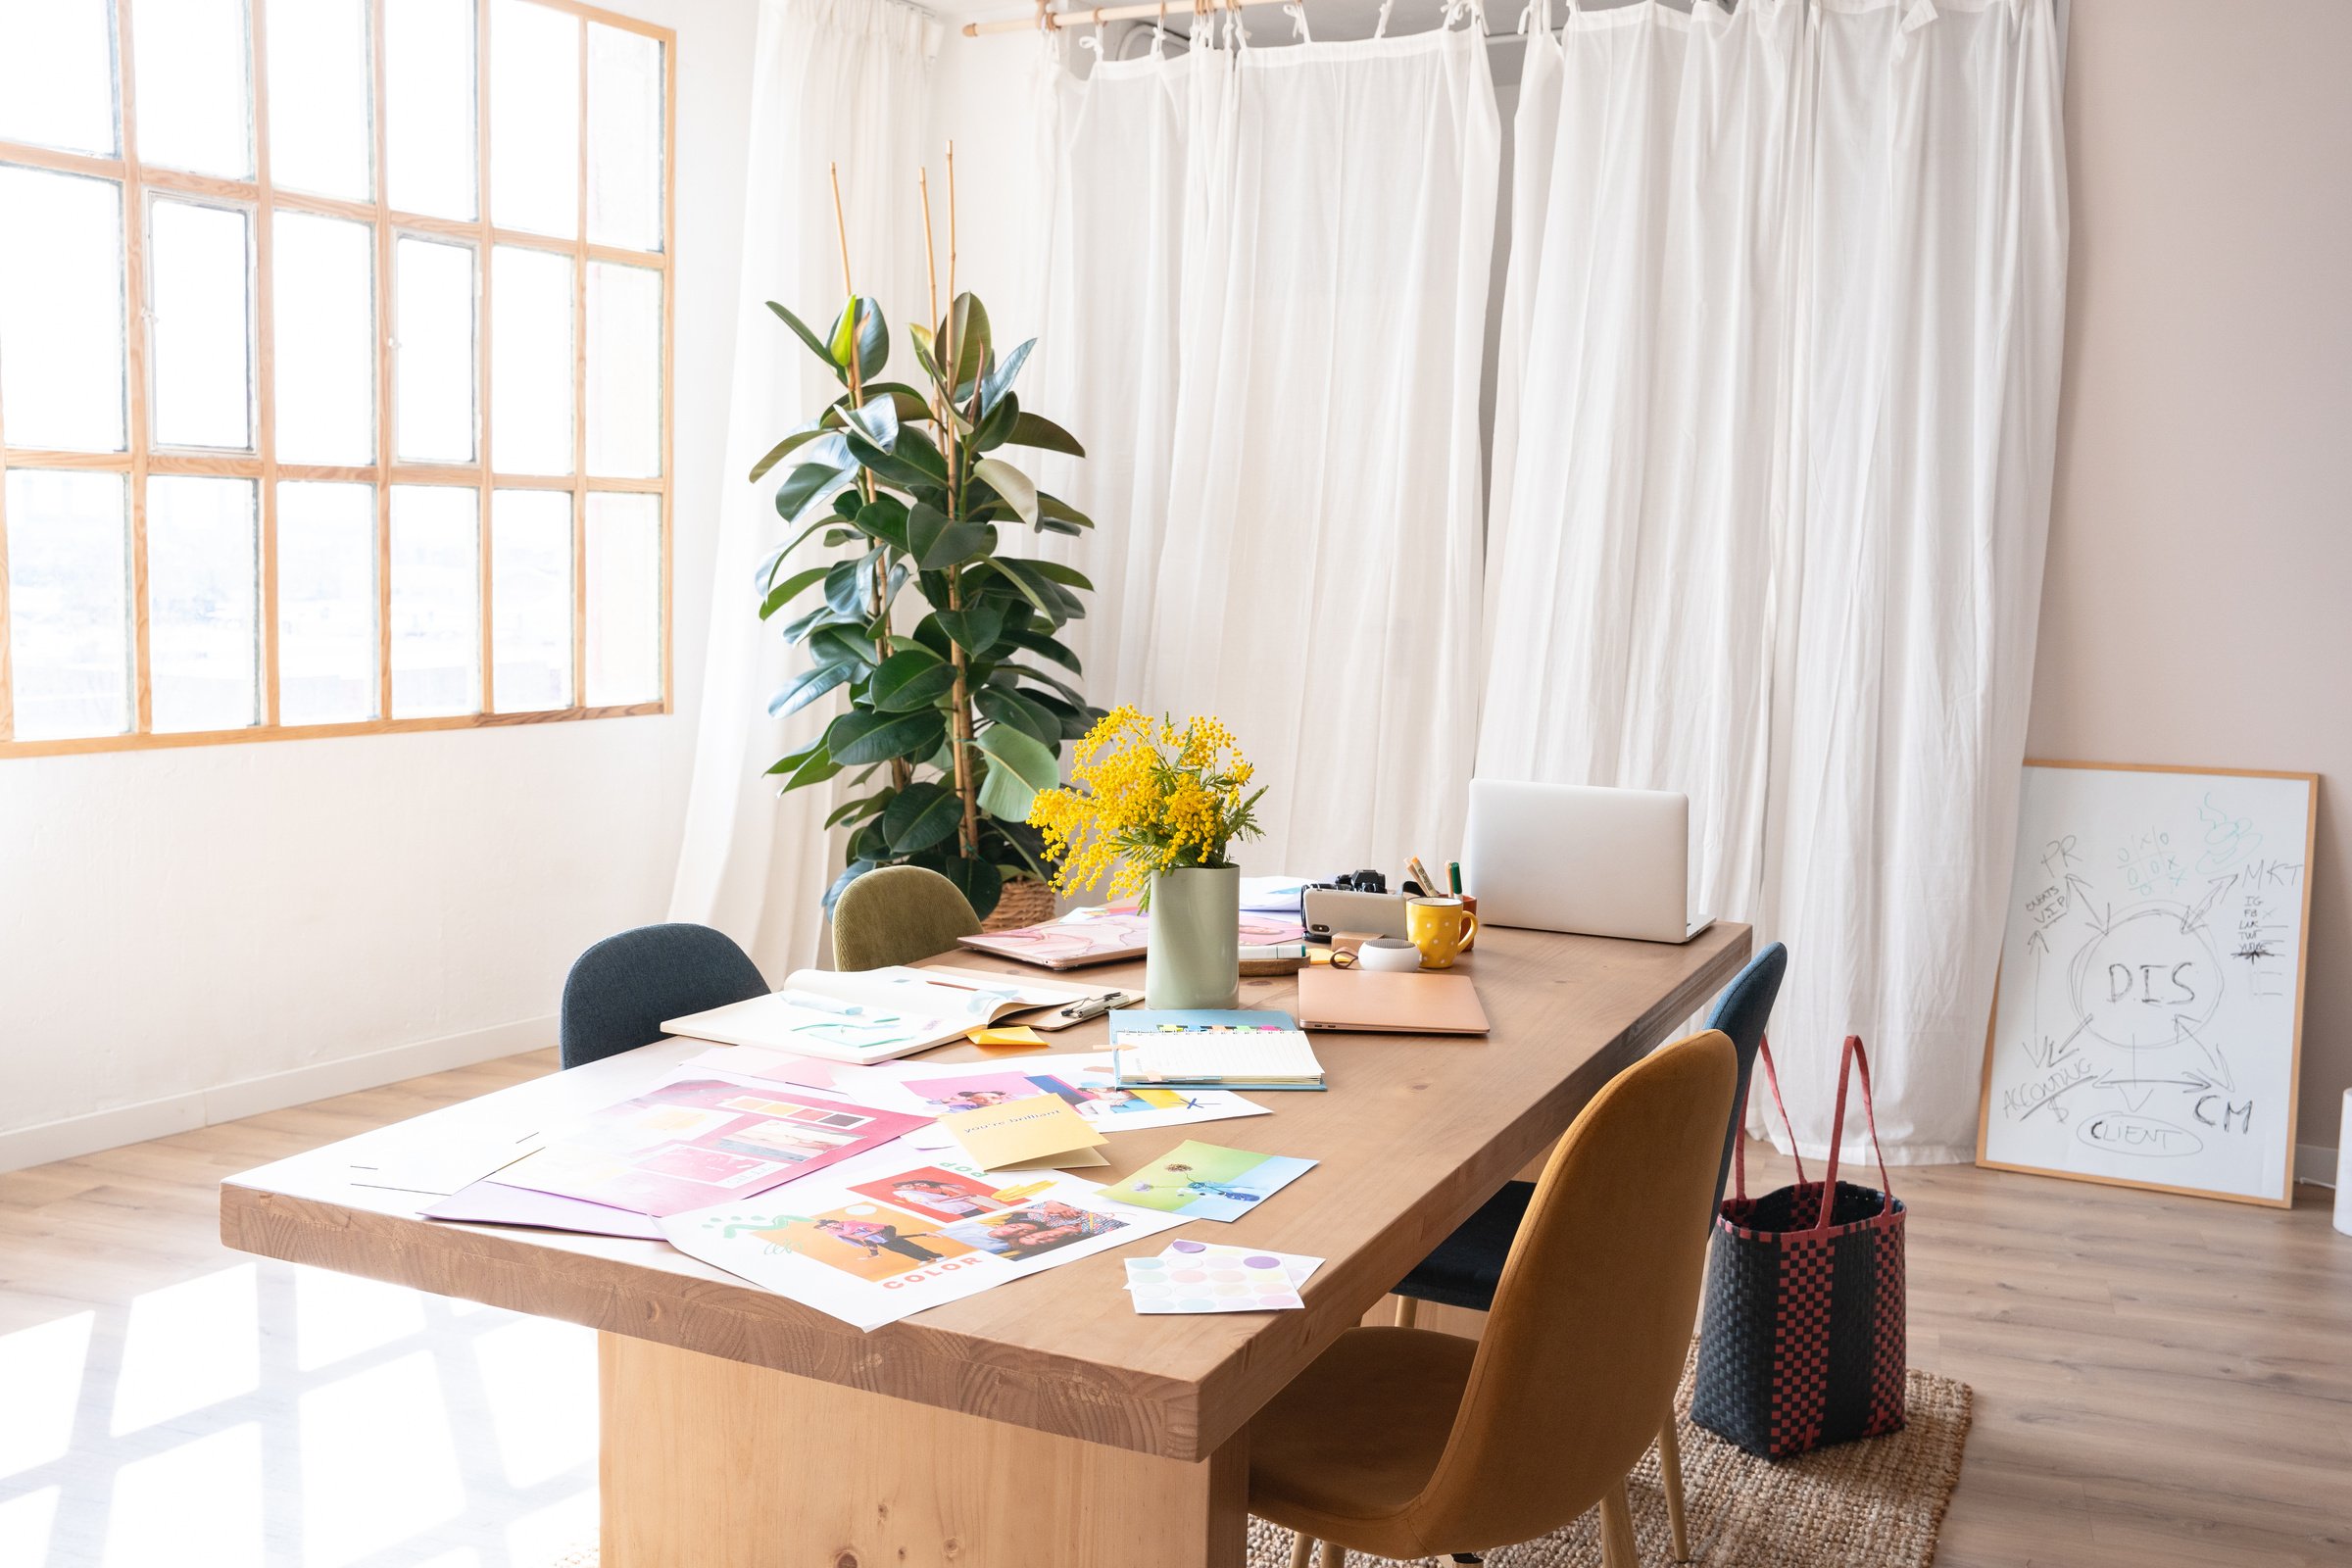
top-left (1462, 779), bottom-right (1715, 944)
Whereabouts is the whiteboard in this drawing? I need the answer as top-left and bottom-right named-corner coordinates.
top-left (1977, 761), bottom-right (2317, 1205)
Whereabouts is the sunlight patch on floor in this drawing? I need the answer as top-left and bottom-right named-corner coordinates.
top-left (0, 1311), bottom-right (91, 1479)
top-left (112, 1265), bottom-right (260, 1436)
top-left (300, 1349), bottom-right (468, 1567)
top-left (102, 1424), bottom-right (263, 1568)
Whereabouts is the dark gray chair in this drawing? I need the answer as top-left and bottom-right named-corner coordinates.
top-left (1393, 942), bottom-right (1789, 1311)
top-left (559, 922), bottom-right (768, 1069)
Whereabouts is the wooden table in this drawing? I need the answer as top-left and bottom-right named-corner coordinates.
top-left (220, 922), bottom-right (1749, 1568)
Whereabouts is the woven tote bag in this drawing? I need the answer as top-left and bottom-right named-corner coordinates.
top-left (1690, 1034), bottom-right (1906, 1459)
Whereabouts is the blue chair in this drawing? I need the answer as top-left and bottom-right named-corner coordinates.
top-left (559, 922), bottom-right (769, 1069)
top-left (1388, 942), bottom-right (1788, 1561)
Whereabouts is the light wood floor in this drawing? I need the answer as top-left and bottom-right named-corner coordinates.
top-left (1, 1049), bottom-right (2346, 1566)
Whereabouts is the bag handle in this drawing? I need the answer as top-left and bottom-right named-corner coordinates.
top-left (1731, 1034), bottom-right (1807, 1203)
top-left (1812, 1034), bottom-right (1895, 1233)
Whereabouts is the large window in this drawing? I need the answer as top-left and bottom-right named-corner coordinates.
top-left (0, 0), bottom-right (673, 756)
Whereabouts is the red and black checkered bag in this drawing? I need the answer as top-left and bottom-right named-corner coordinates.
top-left (1690, 1034), bottom-right (1906, 1459)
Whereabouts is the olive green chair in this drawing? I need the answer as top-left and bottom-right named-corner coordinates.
top-left (830, 864), bottom-right (984, 971)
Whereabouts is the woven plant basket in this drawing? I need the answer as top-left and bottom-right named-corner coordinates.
top-left (981, 875), bottom-right (1056, 932)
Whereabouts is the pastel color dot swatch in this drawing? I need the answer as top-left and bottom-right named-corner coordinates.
top-left (1123, 1241), bottom-right (1324, 1314)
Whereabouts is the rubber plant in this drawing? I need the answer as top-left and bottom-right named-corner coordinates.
top-left (751, 283), bottom-right (1100, 920)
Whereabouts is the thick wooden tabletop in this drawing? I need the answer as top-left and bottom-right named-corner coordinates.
top-left (220, 921), bottom-right (1748, 1462)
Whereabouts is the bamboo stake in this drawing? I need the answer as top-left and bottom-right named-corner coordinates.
top-left (938, 144), bottom-right (981, 863)
top-left (828, 162), bottom-right (905, 790)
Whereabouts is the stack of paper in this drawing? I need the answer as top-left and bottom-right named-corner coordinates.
top-left (1109, 1140), bottom-right (1319, 1222)
top-left (1112, 1011), bottom-right (1326, 1090)
top-left (860, 1053), bottom-right (1272, 1134)
top-left (1125, 1238), bottom-right (1324, 1313)
top-left (662, 965), bottom-right (1123, 1065)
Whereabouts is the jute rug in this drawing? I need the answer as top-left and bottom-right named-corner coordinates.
top-left (543, 1350), bottom-right (1971, 1568)
top-left (1243, 1350), bottom-right (1973, 1567)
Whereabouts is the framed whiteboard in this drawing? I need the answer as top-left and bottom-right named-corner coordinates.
top-left (1977, 760), bottom-right (2318, 1206)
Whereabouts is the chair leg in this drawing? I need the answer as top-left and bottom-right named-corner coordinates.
top-left (1317, 1540), bottom-right (1345, 1568)
top-left (1657, 1411), bottom-right (1690, 1562)
top-left (1599, 1479), bottom-right (1641, 1568)
top-left (1395, 1296), bottom-right (1419, 1329)
top-left (1288, 1531), bottom-right (1316, 1568)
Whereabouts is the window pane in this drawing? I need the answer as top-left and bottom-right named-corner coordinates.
top-left (389, 485), bottom-right (478, 717)
top-left (491, 245), bottom-right (571, 475)
top-left (491, 490), bottom-right (570, 711)
top-left (267, 0), bottom-right (372, 200)
top-left (0, 166), bottom-right (125, 452)
top-left (147, 475), bottom-right (260, 733)
top-left (386, 0), bottom-right (476, 220)
top-left (584, 492), bottom-right (658, 706)
top-left (585, 261), bottom-right (660, 478)
top-left (273, 212), bottom-right (375, 465)
top-left (278, 481), bottom-right (376, 725)
top-left (4, 470), bottom-right (130, 741)
top-left (150, 198), bottom-right (254, 450)
top-left (587, 24), bottom-right (662, 252)
top-left (395, 236), bottom-right (476, 463)
top-left (0, 0), bottom-right (118, 156)
top-left (131, 0), bottom-right (252, 177)
top-left (489, 0), bottom-right (578, 239)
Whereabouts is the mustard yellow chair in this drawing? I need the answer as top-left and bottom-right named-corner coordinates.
top-left (830, 864), bottom-right (983, 971)
top-left (1250, 1029), bottom-right (1738, 1568)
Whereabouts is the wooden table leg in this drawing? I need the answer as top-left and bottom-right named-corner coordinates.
top-left (600, 1333), bottom-right (1250, 1568)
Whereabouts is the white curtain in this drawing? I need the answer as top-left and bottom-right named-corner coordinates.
top-left (1038, 21), bottom-right (1501, 877)
top-left (668, 0), bottom-right (940, 976)
top-left (1479, 0), bottom-right (2068, 1159)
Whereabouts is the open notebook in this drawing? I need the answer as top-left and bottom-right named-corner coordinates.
top-left (663, 966), bottom-right (1130, 1066)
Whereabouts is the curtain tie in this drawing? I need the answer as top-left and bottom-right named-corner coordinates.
top-left (1284, 1), bottom-right (1312, 41)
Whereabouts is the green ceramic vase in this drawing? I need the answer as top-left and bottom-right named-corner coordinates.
top-left (1145, 865), bottom-right (1242, 1010)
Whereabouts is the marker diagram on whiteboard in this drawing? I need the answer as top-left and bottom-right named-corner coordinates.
top-left (1979, 762), bottom-right (2316, 1205)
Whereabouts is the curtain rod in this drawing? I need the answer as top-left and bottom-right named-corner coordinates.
top-left (963, 0), bottom-right (1333, 38)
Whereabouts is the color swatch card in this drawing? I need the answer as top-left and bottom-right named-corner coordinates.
top-left (1125, 1238), bottom-right (1324, 1313)
top-left (489, 1077), bottom-right (931, 1217)
top-left (868, 1053), bottom-right (1271, 1136)
top-left (1112, 1140), bottom-right (1318, 1222)
top-left (936, 1093), bottom-right (1110, 1171)
top-left (662, 1148), bottom-right (1189, 1332)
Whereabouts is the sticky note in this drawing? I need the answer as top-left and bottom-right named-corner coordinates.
top-left (967, 1026), bottom-right (1049, 1050)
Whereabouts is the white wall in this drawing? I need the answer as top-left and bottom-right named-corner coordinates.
top-left (0, 0), bottom-right (760, 1169)
top-left (2030, 0), bottom-right (2352, 1173)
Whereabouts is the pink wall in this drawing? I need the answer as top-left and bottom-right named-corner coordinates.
top-left (2033, 0), bottom-right (2352, 1161)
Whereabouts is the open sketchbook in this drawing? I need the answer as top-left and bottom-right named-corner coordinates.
top-left (662, 965), bottom-right (1128, 1065)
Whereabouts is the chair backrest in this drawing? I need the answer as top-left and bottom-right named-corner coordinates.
top-left (1704, 942), bottom-right (1788, 1214)
top-left (1400, 1029), bottom-right (1737, 1550)
top-left (559, 922), bottom-right (767, 1069)
top-left (832, 864), bottom-right (983, 971)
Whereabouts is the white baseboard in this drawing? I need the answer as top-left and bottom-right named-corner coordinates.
top-left (2294, 1143), bottom-right (2340, 1190)
top-left (0, 1015), bottom-right (556, 1176)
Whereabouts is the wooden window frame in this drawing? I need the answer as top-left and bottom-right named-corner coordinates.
top-left (0, 0), bottom-right (676, 759)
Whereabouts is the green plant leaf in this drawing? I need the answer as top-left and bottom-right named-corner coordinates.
top-left (808, 623), bottom-right (877, 669)
top-left (983, 557), bottom-right (1057, 620)
top-left (822, 858), bottom-right (879, 911)
top-left (979, 337), bottom-right (1034, 416)
top-left (767, 661), bottom-right (856, 718)
top-left (906, 503), bottom-right (994, 570)
top-left (938, 854), bottom-right (1003, 919)
top-left (826, 296), bottom-right (889, 380)
top-left (972, 457), bottom-right (1038, 526)
top-left (973, 391), bottom-right (1019, 452)
top-left (973, 721), bottom-right (1058, 819)
top-left (855, 380), bottom-right (935, 422)
top-left (1037, 492), bottom-right (1095, 531)
top-left (1004, 625), bottom-right (1083, 672)
top-left (852, 494), bottom-right (910, 553)
top-left (1005, 411), bottom-right (1084, 457)
top-left (1020, 559), bottom-right (1094, 590)
top-left (934, 604), bottom-right (1004, 656)
top-left (868, 647), bottom-right (956, 711)
top-left (825, 790), bottom-right (892, 829)
top-left (1000, 662), bottom-right (1089, 707)
top-left (882, 781), bottom-right (962, 854)
top-left (908, 324), bottom-right (945, 388)
top-left (827, 708), bottom-right (947, 766)
top-left (774, 744), bottom-right (841, 794)
top-left (975, 685), bottom-right (1058, 749)
top-left (844, 391), bottom-right (899, 452)
top-left (749, 420), bottom-right (830, 483)
top-left (760, 564), bottom-right (829, 620)
top-left (765, 301), bottom-right (839, 375)
top-left (937, 293), bottom-right (992, 396)
top-left (823, 559), bottom-right (875, 618)
top-left (775, 450), bottom-right (857, 526)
